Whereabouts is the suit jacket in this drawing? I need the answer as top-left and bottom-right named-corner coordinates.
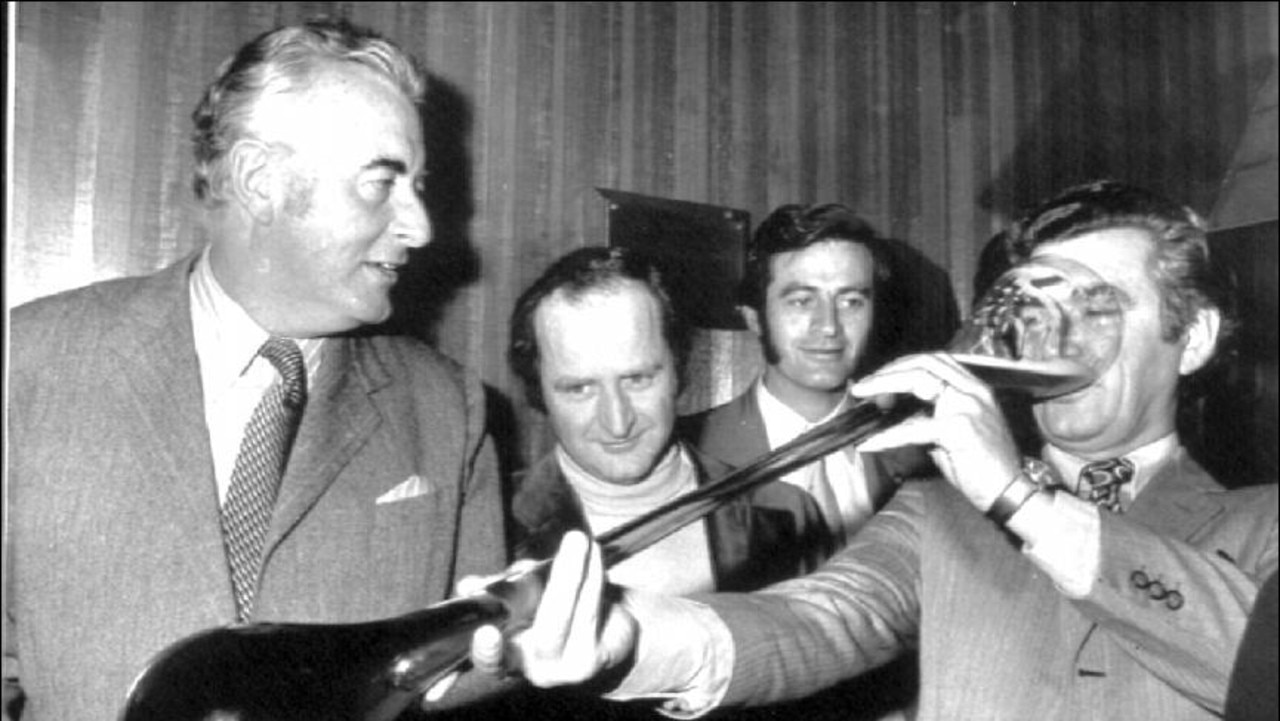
top-left (677, 387), bottom-right (933, 523)
top-left (680, 387), bottom-right (924, 721)
top-left (4, 255), bottom-right (507, 721)
top-left (510, 446), bottom-right (833, 592)
top-left (1225, 571), bottom-right (1279, 720)
top-left (707, 451), bottom-right (1279, 719)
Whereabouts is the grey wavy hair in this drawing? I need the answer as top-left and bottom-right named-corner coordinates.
top-left (190, 17), bottom-right (426, 205)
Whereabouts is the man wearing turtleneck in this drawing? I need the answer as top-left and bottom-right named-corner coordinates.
top-left (506, 246), bottom-right (831, 597)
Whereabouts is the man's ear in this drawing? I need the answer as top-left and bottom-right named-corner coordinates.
top-left (227, 139), bottom-right (278, 224)
top-left (1178, 306), bottom-right (1222, 375)
top-left (740, 305), bottom-right (762, 336)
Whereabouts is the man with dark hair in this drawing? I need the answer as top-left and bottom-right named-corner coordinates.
top-left (6, 18), bottom-right (504, 720)
top-left (506, 245), bottom-right (831, 593)
top-left (680, 203), bottom-right (919, 546)
top-left (465, 181), bottom-right (1279, 721)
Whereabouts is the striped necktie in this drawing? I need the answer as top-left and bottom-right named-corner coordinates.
top-left (221, 337), bottom-right (307, 621)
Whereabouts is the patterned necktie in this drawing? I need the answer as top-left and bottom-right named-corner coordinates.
top-left (1079, 457), bottom-right (1135, 513)
top-left (221, 337), bottom-right (307, 621)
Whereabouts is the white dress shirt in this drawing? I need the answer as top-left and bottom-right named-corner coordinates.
top-left (756, 380), bottom-right (878, 544)
top-left (189, 248), bottom-right (324, 504)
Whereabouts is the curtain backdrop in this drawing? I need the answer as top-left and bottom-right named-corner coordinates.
top-left (11, 1), bottom-right (1278, 470)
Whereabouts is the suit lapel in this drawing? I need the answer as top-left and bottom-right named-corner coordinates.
top-left (103, 255), bottom-right (231, 611)
top-left (1070, 451), bottom-right (1225, 665)
top-left (726, 389), bottom-right (772, 465)
top-left (265, 336), bottom-right (386, 551)
top-left (1126, 452), bottom-right (1225, 540)
top-left (106, 256), bottom-right (215, 502)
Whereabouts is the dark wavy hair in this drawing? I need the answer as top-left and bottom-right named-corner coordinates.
top-left (740, 203), bottom-right (899, 374)
top-left (508, 246), bottom-right (689, 413)
top-left (1004, 180), bottom-right (1236, 348)
top-left (191, 17), bottom-right (426, 205)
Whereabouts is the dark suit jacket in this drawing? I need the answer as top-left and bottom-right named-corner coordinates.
top-left (4, 255), bottom-right (506, 721)
top-left (1226, 570), bottom-right (1279, 721)
top-left (707, 451), bottom-right (1279, 720)
top-left (509, 446), bottom-right (833, 592)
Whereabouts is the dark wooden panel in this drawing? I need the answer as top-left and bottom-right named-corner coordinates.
top-left (1185, 220), bottom-right (1280, 486)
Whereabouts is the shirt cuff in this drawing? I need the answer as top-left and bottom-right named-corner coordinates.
top-left (1009, 490), bottom-right (1101, 597)
top-left (604, 588), bottom-right (734, 718)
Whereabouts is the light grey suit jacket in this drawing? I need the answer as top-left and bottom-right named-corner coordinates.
top-left (4, 255), bottom-right (506, 721)
top-left (706, 452), bottom-right (1278, 719)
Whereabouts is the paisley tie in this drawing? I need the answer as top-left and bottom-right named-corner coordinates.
top-left (1078, 457), bottom-right (1134, 513)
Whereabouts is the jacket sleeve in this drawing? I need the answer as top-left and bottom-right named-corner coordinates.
top-left (706, 483), bottom-right (924, 708)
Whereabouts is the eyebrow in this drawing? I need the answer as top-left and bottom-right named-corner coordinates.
top-left (362, 157), bottom-right (409, 174)
top-left (550, 361), bottom-right (666, 387)
top-left (778, 281), bottom-right (872, 295)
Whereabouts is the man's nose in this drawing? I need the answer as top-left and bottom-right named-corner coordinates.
top-left (597, 387), bottom-right (636, 438)
top-left (810, 298), bottom-right (841, 337)
top-left (391, 189), bottom-right (431, 248)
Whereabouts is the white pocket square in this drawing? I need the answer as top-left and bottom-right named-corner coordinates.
top-left (377, 475), bottom-right (435, 504)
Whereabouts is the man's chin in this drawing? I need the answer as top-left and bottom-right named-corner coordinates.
top-left (1034, 409), bottom-right (1108, 447)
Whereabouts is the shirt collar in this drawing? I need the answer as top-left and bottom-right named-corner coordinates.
top-left (1042, 432), bottom-right (1180, 499)
top-left (189, 246), bottom-right (324, 391)
top-left (754, 377), bottom-right (852, 447)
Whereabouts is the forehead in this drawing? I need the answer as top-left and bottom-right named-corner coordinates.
top-left (255, 62), bottom-right (424, 168)
top-left (534, 284), bottom-right (667, 374)
top-left (768, 240), bottom-right (874, 290)
top-left (1030, 227), bottom-right (1156, 298)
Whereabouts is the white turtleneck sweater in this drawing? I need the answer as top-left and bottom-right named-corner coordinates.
top-left (556, 443), bottom-right (717, 595)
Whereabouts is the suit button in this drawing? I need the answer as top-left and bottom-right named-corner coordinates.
top-left (1166, 591), bottom-right (1184, 610)
top-left (1131, 570), bottom-right (1151, 589)
top-left (1148, 581), bottom-right (1167, 599)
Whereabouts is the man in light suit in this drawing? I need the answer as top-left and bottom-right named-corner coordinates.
top-left (5, 19), bottom-right (504, 721)
top-left (462, 181), bottom-right (1280, 720)
top-left (678, 204), bottom-right (923, 547)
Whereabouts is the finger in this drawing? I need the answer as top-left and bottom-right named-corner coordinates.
top-left (424, 670), bottom-right (459, 703)
top-left (855, 414), bottom-right (935, 453)
top-left (598, 591), bottom-right (639, 668)
top-left (563, 532), bottom-right (605, 654)
top-left (851, 366), bottom-right (949, 405)
top-left (470, 623), bottom-right (506, 675)
top-left (457, 558), bottom-right (542, 597)
top-left (531, 531), bottom-right (594, 654)
top-left (456, 575), bottom-right (491, 597)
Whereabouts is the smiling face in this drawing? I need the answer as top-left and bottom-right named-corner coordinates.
top-left (535, 282), bottom-right (678, 485)
top-left (747, 240), bottom-right (876, 420)
top-left (214, 61), bottom-right (431, 337)
top-left (1030, 227), bottom-right (1210, 458)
